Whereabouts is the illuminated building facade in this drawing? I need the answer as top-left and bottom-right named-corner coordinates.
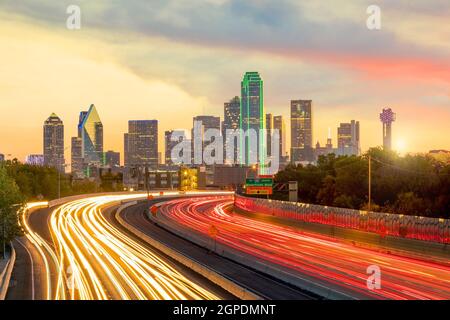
top-left (290, 100), bottom-right (313, 163)
top-left (79, 104), bottom-right (104, 166)
top-left (43, 113), bottom-right (65, 172)
top-left (337, 120), bottom-right (360, 156)
top-left (223, 96), bottom-right (240, 164)
top-left (240, 72), bottom-right (265, 171)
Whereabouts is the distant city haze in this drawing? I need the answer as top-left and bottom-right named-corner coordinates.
top-left (0, 1), bottom-right (449, 163)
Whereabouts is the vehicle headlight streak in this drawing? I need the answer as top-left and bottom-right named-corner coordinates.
top-left (24, 195), bottom-right (218, 300)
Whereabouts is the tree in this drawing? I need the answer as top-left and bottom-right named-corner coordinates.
top-left (0, 166), bottom-right (24, 256)
top-left (272, 148), bottom-right (450, 218)
top-left (316, 175), bottom-right (336, 206)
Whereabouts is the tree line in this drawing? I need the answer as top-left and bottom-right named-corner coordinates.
top-left (0, 160), bottom-right (123, 255)
top-left (273, 148), bottom-right (450, 219)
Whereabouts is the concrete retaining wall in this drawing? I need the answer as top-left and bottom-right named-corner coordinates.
top-left (0, 243), bottom-right (16, 300)
top-left (235, 195), bottom-right (450, 245)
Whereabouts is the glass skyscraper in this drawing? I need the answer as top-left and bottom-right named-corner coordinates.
top-left (240, 72), bottom-right (265, 170)
top-left (223, 96), bottom-right (240, 164)
top-left (291, 100), bottom-right (313, 163)
top-left (192, 115), bottom-right (221, 164)
top-left (43, 113), bottom-right (65, 172)
top-left (273, 115), bottom-right (286, 159)
top-left (124, 120), bottom-right (159, 169)
top-left (78, 104), bottom-right (104, 166)
top-left (71, 136), bottom-right (83, 178)
top-left (337, 120), bottom-right (360, 156)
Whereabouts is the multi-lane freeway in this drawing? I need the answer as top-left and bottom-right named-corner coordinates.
top-left (6, 192), bottom-right (450, 300)
top-left (154, 196), bottom-right (450, 300)
top-left (7, 194), bottom-right (232, 300)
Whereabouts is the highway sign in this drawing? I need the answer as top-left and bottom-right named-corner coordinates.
top-left (246, 186), bottom-right (273, 195)
top-left (245, 178), bottom-right (273, 187)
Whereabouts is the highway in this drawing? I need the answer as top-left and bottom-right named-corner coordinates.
top-left (8, 194), bottom-right (232, 300)
top-left (117, 200), bottom-right (316, 300)
top-left (156, 196), bottom-right (450, 300)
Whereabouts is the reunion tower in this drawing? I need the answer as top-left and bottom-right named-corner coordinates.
top-left (380, 108), bottom-right (396, 151)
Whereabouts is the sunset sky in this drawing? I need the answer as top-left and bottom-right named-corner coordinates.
top-left (0, 0), bottom-right (449, 164)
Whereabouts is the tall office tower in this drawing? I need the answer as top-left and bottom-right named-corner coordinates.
top-left (105, 150), bottom-right (120, 168)
top-left (78, 104), bottom-right (104, 166)
top-left (0, 154), bottom-right (4, 162)
top-left (290, 100), bottom-right (313, 163)
top-left (192, 115), bottom-right (221, 164)
top-left (165, 129), bottom-right (187, 165)
top-left (124, 120), bottom-right (159, 169)
top-left (266, 113), bottom-right (273, 157)
top-left (43, 113), bottom-right (65, 172)
top-left (337, 120), bottom-right (360, 156)
top-left (240, 72), bottom-right (265, 169)
top-left (380, 108), bottom-right (396, 151)
top-left (273, 115), bottom-right (286, 161)
top-left (71, 137), bottom-right (83, 178)
top-left (223, 96), bottom-right (240, 164)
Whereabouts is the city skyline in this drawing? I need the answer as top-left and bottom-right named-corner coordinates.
top-left (1, 1), bottom-right (449, 162)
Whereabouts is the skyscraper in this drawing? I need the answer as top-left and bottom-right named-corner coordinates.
top-left (273, 115), bottom-right (286, 157)
top-left (0, 154), bottom-right (4, 162)
top-left (43, 113), bottom-right (65, 172)
top-left (78, 104), bottom-right (104, 166)
top-left (380, 108), bottom-right (396, 151)
top-left (337, 120), bottom-right (360, 156)
top-left (192, 115), bottom-right (221, 164)
top-left (71, 136), bottom-right (83, 178)
top-left (223, 96), bottom-right (240, 164)
top-left (165, 129), bottom-right (187, 165)
top-left (290, 100), bottom-right (313, 163)
top-left (266, 113), bottom-right (273, 157)
top-left (124, 120), bottom-right (158, 169)
top-left (240, 72), bottom-right (265, 168)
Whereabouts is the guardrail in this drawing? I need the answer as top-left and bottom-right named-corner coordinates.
top-left (234, 195), bottom-right (450, 244)
top-left (0, 243), bottom-right (16, 300)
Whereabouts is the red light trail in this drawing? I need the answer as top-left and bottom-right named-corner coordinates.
top-left (158, 196), bottom-right (450, 300)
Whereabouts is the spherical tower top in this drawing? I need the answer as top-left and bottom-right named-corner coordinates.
top-left (380, 108), bottom-right (396, 124)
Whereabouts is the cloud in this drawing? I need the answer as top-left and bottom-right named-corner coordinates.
top-left (0, 1), bottom-right (448, 157)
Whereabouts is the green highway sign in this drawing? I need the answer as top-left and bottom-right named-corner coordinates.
top-left (245, 178), bottom-right (273, 187)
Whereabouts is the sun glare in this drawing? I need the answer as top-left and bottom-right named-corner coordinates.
top-left (395, 138), bottom-right (407, 154)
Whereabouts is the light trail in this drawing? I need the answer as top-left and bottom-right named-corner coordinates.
top-left (23, 202), bottom-right (63, 300)
top-left (158, 196), bottom-right (450, 300)
top-left (23, 195), bottom-right (220, 300)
